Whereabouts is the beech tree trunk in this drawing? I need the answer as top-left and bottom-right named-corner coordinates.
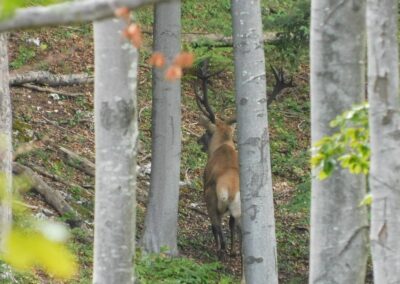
top-left (367, 1), bottom-right (400, 283)
top-left (141, 1), bottom-right (181, 256)
top-left (309, 1), bottom-right (368, 283)
top-left (92, 18), bottom-right (138, 284)
top-left (0, 33), bottom-right (12, 249)
top-left (231, 1), bottom-right (278, 283)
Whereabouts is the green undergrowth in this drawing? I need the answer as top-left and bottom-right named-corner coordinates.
top-left (0, 260), bottom-right (40, 284)
top-left (136, 250), bottom-right (237, 284)
top-left (136, 1), bottom-right (233, 35)
top-left (4, 0), bottom-right (312, 282)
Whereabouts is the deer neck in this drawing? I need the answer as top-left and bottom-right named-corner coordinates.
top-left (208, 135), bottom-right (235, 156)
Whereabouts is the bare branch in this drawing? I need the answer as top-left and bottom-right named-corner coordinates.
top-left (0, 0), bottom-right (175, 32)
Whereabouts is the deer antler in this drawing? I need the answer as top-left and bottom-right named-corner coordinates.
top-left (267, 65), bottom-right (295, 104)
top-left (194, 59), bottom-right (216, 123)
top-left (194, 82), bottom-right (215, 123)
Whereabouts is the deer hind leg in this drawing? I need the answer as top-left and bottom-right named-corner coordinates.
top-left (228, 192), bottom-right (241, 257)
top-left (210, 214), bottom-right (226, 260)
top-left (229, 215), bottom-right (237, 257)
top-left (206, 191), bottom-right (226, 259)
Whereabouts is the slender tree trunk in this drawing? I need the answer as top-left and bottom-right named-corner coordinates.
top-left (0, 33), bottom-right (12, 249)
top-left (92, 18), bottom-right (138, 284)
top-left (309, 1), bottom-right (368, 283)
top-left (367, 1), bottom-right (400, 283)
top-left (231, 1), bottom-right (278, 283)
top-left (141, 1), bottom-right (181, 255)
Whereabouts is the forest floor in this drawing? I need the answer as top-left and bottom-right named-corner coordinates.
top-left (5, 20), bottom-right (311, 284)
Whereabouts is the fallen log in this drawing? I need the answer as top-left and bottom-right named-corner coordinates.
top-left (59, 146), bottom-right (95, 177)
top-left (185, 32), bottom-right (276, 48)
top-left (12, 162), bottom-right (82, 227)
top-left (10, 71), bottom-right (93, 87)
top-left (24, 162), bottom-right (92, 195)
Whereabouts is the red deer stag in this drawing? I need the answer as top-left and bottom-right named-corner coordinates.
top-left (194, 65), bottom-right (241, 260)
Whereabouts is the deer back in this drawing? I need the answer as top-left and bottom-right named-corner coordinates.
top-left (203, 143), bottom-right (239, 201)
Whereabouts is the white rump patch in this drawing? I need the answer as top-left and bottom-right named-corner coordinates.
top-left (229, 192), bottom-right (241, 218)
top-left (217, 187), bottom-right (229, 213)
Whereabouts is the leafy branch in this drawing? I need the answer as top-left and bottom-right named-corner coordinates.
top-left (311, 103), bottom-right (370, 180)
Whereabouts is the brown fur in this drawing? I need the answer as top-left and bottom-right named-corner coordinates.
top-left (200, 118), bottom-right (241, 259)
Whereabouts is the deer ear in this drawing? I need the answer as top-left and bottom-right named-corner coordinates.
top-left (224, 116), bottom-right (237, 125)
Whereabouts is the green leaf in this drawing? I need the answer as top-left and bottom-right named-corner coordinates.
top-left (311, 102), bottom-right (370, 180)
top-left (359, 193), bottom-right (372, 207)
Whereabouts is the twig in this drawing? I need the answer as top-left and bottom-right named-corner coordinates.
top-left (14, 200), bottom-right (39, 210)
top-left (139, 153), bottom-right (151, 164)
top-left (188, 205), bottom-right (208, 217)
top-left (82, 184), bottom-right (95, 189)
top-left (138, 106), bottom-right (150, 123)
top-left (183, 126), bottom-right (201, 138)
top-left (20, 83), bottom-right (83, 97)
top-left (41, 115), bottom-right (68, 131)
top-left (297, 120), bottom-right (306, 133)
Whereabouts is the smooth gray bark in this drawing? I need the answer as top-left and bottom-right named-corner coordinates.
top-left (0, 33), bottom-right (11, 249)
top-left (309, 1), bottom-right (368, 283)
top-left (0, 0), bottom-right (174, 32)
top-left (141, 1), bottom-right (181, 255)
top-left (367, 1), bottom-right (400, 283)
top-left (231, 1), bottom-right (278, 283)
top-left (92, 18), bottom-right (138, 284)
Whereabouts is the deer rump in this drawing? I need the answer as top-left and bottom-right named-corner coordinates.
top-left (203, 143), bottom-right (241, 259)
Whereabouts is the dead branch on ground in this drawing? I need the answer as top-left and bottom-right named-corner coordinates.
top-left (59, 146), bottom-right (95, 177)
top-left (187, 205), bottom-right (208, 217)
top-left (10, 71), bottom-right (93, 87)
top-left (20, 83), bottom-right (84, 97)
top-left (24, 162), bottom-right (92, 195)
top-left (12, 162), bottom-right (82, 227)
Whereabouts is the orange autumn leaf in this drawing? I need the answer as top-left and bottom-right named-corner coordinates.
top-left (130, 33), bottom-right (143, 48)
top-left (122, 27), bottom-right (130, 39)
top-left (127, 24), bottom-right (140, 36)
top-left (148, 52), bottom-right (166, 68)
top-left (124, 24), bottom-right (142, 48)
top-left (173, 52), bottom-right (194, 68)
top-left (114, 7), bottom-right (130, 21)
top-left (165, 65), bottom-right (183, 81)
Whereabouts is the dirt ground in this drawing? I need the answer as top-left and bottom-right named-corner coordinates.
top-left (8, 25), bottom-right (310, 283)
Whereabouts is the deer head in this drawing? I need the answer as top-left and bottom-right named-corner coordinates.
top-left (193, 59), bottom-right (236, 154)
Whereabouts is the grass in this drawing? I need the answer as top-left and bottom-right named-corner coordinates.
top-left (3, 1), bottom-right (312, 283)
top-left (67, 229), bottom-right (93, 284)
top-left (136, 250), bottom-right (237, 284)
top-left (143, 1), bottom-right (311, 279)
top-left (0, 260), bottom-right (40, 284)
top-left (10, 45), bottom-right (36, 69)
